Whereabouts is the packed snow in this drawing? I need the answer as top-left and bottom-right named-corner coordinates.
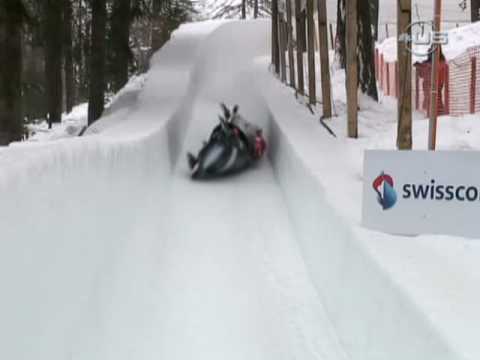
top-left (1, 17), bottom-right (480, 360)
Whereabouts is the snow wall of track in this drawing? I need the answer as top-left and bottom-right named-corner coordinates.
top-left (265, 99), bottom-right (461, 360)
top-left (0, 23), bottom-right (207, 360)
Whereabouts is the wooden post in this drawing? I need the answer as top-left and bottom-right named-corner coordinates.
top-left (272, 0), bottom-right (280, 74)
top-left (279, 18), bottom-right (287, 83)
top-left (395, 61), bottom-right (399, 97)
top-left (385, 23), bottom-right (389, 38)
top-left (286, 0), bottom-right (296, 88)
top-left (329, 23), bottom-right (335, 50)
top-left (445, 64), bottom-right (450, 115)
top-left (472, 0), bottom-right (480, 22)
top-left (386, 63), bottom-right (390, 96)
top-left (317, 0), bottom-right (332, 118)
top-left (397, 0), bottom-right (412, 149)
top-left (428, 0), bottom-right (442, 150)
top-left (471, 57), bottom-right (477, 114)
top-left (346, 0), bottom-right (358, 138)
top-left (415, 68), bottom-right (420, 110)
top-left (380, 54), bottom-right (384, 91)
top-left (306, 0), bottom-right (316, 105)
top-left (295, 0), bottom-right (305, 95)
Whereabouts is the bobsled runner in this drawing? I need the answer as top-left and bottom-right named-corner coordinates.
top-left (187, 104), bottom-right (266, 179)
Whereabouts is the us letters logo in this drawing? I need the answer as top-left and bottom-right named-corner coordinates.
top-left (372, 172), bottom-right (397, 210)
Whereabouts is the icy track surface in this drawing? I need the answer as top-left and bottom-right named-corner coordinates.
top-left (156, 101), bottom-right (345, 360)
top-left (0, 21), bottom-right (345, 360)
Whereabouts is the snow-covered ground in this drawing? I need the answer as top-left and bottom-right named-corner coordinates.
top-left (25, 74), bottom-right (148, 142)
top-left (1, 18), bottom-right (480, 360)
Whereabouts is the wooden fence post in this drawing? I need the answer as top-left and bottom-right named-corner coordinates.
top-left (471, 57), bottom-right (477, 114)
top-left (397, 0), bottom-right (412, 150)
top-left (445, 64), bottom-right (450, 115)
top-left (386, 62), bottom-right (390, 96)
top-left (380, 54), bottom-right (384, 91)
top-left (279, 18), bottom-right (287, 83)
top-left (395, 61), bottom-right (400, 97)
top-left (428, 0), bottom-right (442, 150)
top-left (317, 0), bottom-right (332, 118)
top-left (329, 23), bottom-right (335, 50)
top-left (415, 67), bottom-right (420, 110)
top-left (295, 0), bottom-right (305, 96)
top-left (346, 0), bottom-right (358, 138)
top-left (272, 0), bottom-right (280, 74)
top-left (306, 0), bottom-right (316, 105)
top-left (286, 0), bottom-right (296, 88)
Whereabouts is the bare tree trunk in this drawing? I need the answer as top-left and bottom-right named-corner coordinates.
top-left (306, 0), bottom-right (316, 105)
top-left (357, 0), bottom-right (378, 100)
top-left (279, 18), bottom-right (287, 83)
top-left (88, 0), bottom-right (107, 125)
top-left (45, 0), bottom-right (64, 128)
top-left (346, 0), bottom-right (358, 138)
top-left (64, 0), bottom-right (74, 113)
top-left (295, 0), bottom-right (305, 95)
top-left (272, 0), bottom-right (280, 74)
top-left (397, 0), bottom-right (412, 149)
top-left (286, 0), bottom-right (296, 88)
top-left (317, 0), bottom-right (332, 118)
top-left (0, 0), bottom-right (24, 145)
top-left (151, 0), bottom-right (165, 53)
top-left (242, 0), bottom-right (246, 19)
top-left (111, 0), bottom-right (132, 92)
top-left (472, 0), bottom-right (480, 22)
top-left (428, 0), bottom-right (442, 150)
top-left (254, 0), bottom-right (259, 18)
top-left (370, 0), bottom-right (379, 41)
top-left (336, 0), bottom-right (346, 68)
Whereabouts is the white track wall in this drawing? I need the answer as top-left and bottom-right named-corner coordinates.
top-left (0, 24), bottom-right (209, 359)
top-left (265, 96), bottom-right (461, 360)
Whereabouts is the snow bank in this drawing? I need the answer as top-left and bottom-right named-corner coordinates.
top-left (0, 21), bottom-right (224, 360)
top-left (258, 47), bottom-right (480, 359)
top-left (266, 112), bottom-right (460, 360)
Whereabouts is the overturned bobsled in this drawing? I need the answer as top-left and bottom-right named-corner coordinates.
top-left (187, 104), bottom-right (266, 179)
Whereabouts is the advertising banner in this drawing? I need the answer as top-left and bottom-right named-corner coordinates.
top-left (362, 150), bottom-right (480, 239)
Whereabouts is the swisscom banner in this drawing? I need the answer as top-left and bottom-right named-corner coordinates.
top-left (362, 150), bottom-right (480, 239)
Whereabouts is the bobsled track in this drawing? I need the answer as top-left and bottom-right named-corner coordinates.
top-left (0, 20), bottom-right (472, 360)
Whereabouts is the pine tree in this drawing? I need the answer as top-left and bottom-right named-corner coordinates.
top-left (44, 0), bottom-right (64, 127)
top-left (151, 0), bottom-right (196, 53)
top-left (472, 0), bottom-right (480, 22)
top-left (357, 0), bottom-right (378, 100)
top-left (335, 0), bottom-right (346, 68)
top-left (0, 0), bottom-right (28, 144)
top-left (110, 0), bottom-right (133, 92)
top-left (207, 0), bottom-right (271, 19)
top-left (370, 0), bottom-right (379, 41)
top-left (336, 0), bottom-right (378, 101)
top-left (64, 0), bottom-right (75, 113)
top-left (88, 0), bottom-right (107, 125)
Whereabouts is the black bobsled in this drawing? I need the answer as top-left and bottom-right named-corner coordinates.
top-left (187, 104), bottom-right (266, 179)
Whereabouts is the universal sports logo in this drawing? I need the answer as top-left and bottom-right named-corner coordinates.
top-left (372, 172), bottom-right (398, 210)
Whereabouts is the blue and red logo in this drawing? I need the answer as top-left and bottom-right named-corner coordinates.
top-left (373, 172), bottom-right (397, 210)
